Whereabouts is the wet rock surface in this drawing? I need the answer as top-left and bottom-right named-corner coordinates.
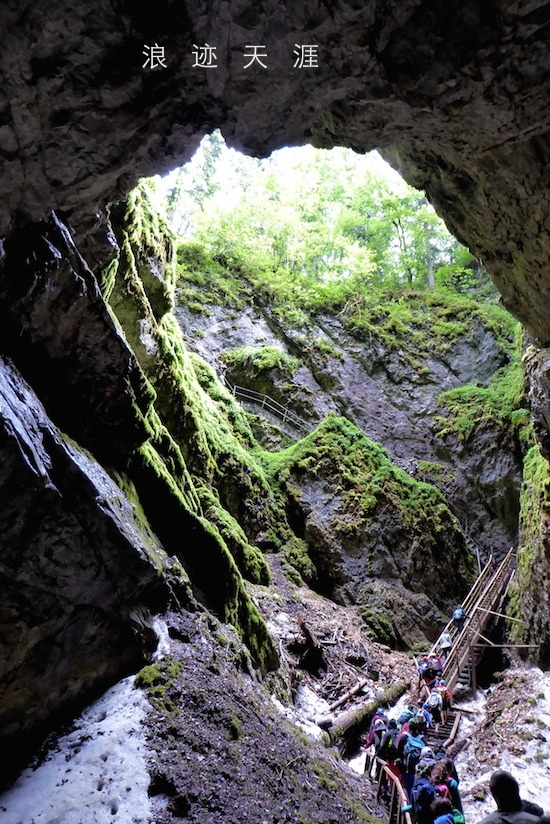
top-left (176, 299), bottom-right (523, 558)
top-left (0, 355), bottom-right (175, 781)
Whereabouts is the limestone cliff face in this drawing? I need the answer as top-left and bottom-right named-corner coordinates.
top-left (508, 443), bottom-right (550, 663)
top-left (176, 269), bottom-right (525, 561)
top-left (0, 202), bottom-right (280, 777)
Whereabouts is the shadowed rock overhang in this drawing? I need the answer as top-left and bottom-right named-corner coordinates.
top-left (1, 0), bottom-right (549, 341)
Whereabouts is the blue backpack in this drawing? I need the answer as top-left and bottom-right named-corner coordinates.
top-left (453, 607), bottom-right (465, 620)
top-left (411, 778), bottom-right (436, 824)
top-left (403, 734), bottom-right (425, 772)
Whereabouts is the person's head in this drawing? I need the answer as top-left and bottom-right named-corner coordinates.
top-left (432, 798), bottom-right (453, 816)
top-left (431, 761), bottom-right (448, 785)
top-left (416, 761), bottom-right (432, 779)
top-left (388, 718), bottom-right (398, 729)
top-left (440, 757), bottom-right (454, 777)
top-left (408, 721), bottom-right (419, 736)
top-left (489, 770), bottom-right (522, 812)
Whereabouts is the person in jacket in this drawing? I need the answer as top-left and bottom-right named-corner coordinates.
top-left (478, 771), bottom-right (541, 824)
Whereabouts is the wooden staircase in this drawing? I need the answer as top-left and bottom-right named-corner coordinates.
top-left (433, 547), bottom-right (516, 694)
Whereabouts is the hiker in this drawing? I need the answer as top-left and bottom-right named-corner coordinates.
top-left (397, 721), bottom-right (426, 801)
top-left (452, 606), bottom-right (467, 633)
top-left (376, 719), bottom-right (401, 800)
top-left (368, 715), bottom-right (388, 749)
top-left (479, 770), bottom-right (541, 824)
top-left (418, 656), bottom-right (435, 690)
top-left (420, 746), bottom-right (436, 771)
top-left (436, 678), bottom-right (451, 725)
top-left (439, 631), bottom-right (453, 661)
top-left (440, 757), bottom-right (462, 812)
top-left (413, 707), bottom-right (432, 737)
top-left (411, 761), bottom-right (436, 824)
top-left (398, 705), bottom-right (416, 729)
top-left (431, 761), bottom-right (452, 800)
top-left (424, 688), bottom-right (443, 736)
top-left (435, 679), bottom-right (452, 725)
top-left (432, 798), bottom-right (455, 824)
top-left (419, 659), bottom-right (438, 697)
top-left (429, 654), bottom-right (444, 677)
top-left (368, 707), bottom-right (387, 736)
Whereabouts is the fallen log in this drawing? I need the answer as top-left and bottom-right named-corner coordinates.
top-left (329, 678), bottom-right (369, 712)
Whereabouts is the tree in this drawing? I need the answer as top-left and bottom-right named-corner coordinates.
top-left (164, 133), bottom-right (472, 294)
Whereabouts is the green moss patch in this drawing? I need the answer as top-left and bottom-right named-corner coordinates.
top-left (433, 359), bottom-right (532, 445)
top-left (222, 345), bottom-right (300, 377)
top-left (100, 183), bottom-right (286, 670)
top-left (135, 659), bottom-right (183, 713)
top-left (508, 445), bottom-right (550, 662)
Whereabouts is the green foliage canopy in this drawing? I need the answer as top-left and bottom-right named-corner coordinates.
top-left (161, 133), bottom-right (479, 294)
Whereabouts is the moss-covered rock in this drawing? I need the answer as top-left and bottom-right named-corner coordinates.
top-left (260, 415), bottom-right (476, 647)
top-left (508, 445), bottom-right (550, 664)
top-left (100, 183), bottom-right (281, 670)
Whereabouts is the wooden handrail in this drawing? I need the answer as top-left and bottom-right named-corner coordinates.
top-left (433, 548), bottom-right (516, 692)
top-left (364, 750), bottom-right (413, 824)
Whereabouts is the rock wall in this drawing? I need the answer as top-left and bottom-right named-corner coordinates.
top-left (1, 1), bottom-right (549, 345)
top-left (176, 262), bottom-right (526, 559)
top-left (0, 200), bottom-right (279, 776)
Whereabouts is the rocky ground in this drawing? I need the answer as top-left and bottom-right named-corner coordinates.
top-left (249, 556), bottom-right (417, 719)
top-left (453, 668), bottom-right (550, 819)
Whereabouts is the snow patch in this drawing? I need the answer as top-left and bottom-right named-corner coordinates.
top-left (0, 677), bottom-right (152, 824)
top-left (152, 616), bottom-right (171, 661)
top-left (456, 668), bottom-right (550, 821)
top-left (272, 685), bottom-right (331, 742)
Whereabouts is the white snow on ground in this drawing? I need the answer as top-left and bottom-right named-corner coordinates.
top-left (456, 667), bottom-right (550, 822)
top-left (272, 683), bottom-right (332, 741)
top-left (0, 677), bottom-right (151, 824)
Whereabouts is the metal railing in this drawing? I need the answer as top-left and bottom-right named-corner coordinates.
top-left (223, 376), bottom-right (311, 437)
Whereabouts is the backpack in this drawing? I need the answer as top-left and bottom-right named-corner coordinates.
top-left (453, 607), bottom-right (465, 620)
top-left (397, 709), bottom-right (414, 727)
top-left (377, 728), bottom-right (399, 761)
top-left (420, 661), bottom-right (436, 681)
top-left (414, 710), bottom-right (427, 727)
top-left (403, 734), bottom-right (425, 772)
top-left (411, 778), bottom-right (436, 824)
top-left (372, 718), bottom-right (388, 748)
top-left (427, 691), bottom-right (442, 710)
